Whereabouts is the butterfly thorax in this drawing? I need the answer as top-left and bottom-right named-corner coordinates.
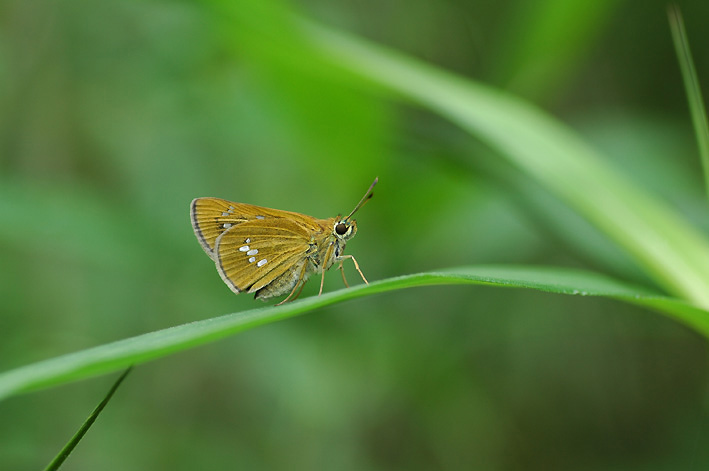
top-left (246, 216), bottom-right (357, 300)
top-left (309, 216), bottom-right (356, 269)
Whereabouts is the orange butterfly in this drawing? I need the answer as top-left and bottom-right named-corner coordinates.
top-left (191, 178), bottom-right (377, 304)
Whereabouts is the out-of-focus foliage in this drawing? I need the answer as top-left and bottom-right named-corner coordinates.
top-left (1, 0), bottom-right (709, 469)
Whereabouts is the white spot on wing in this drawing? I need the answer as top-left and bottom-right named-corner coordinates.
top-left (257, 259), bottom-right (267, 267)
top-left (256, 215), bottom-right (265, 220)
top-left (221, 212), bottom-right (229, 217)
top-left (223, 223), bottom-right (232, 229)
top-left (249, 257), bottom-right (256, 263)
top-left (245, 238), bottom-right (251, 243)
top-left (239, 245), bottom-right (250, 252)
top-left (246, 249), bottom-right (258, 256)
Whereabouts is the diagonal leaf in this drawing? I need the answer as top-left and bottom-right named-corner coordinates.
top-left (292, 19), bottom-right (709, 309)
top-left (1, 267), bottom-right (707, 402)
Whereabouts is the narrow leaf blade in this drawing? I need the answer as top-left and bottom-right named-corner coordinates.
top-left (668, 5), bottom-right (709, 200)
top-left (1, 267), bottom-right (706, 402)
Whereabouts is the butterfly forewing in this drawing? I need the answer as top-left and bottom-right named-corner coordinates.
top-left (190, 198), bottom-right (317, 259)
top-left (214, 217), bottom-right (318, 294)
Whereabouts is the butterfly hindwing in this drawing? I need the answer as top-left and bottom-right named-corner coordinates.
top-left (214, 218), bottom-right (315, 294)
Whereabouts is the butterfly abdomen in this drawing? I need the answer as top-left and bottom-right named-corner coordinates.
top-left (253, 259), bottom-right (314, 300)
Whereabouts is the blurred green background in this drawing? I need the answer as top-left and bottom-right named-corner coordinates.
top-left (2, 0), bottom-right (709, 469)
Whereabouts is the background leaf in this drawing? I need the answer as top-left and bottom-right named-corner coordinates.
top-left (296, 19), bottom-right (709, 307)
top-left (668, 5), bottom-right (709, 198)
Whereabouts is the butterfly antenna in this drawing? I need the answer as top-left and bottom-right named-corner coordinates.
top-left (345, 177), bottom-right (378, 220)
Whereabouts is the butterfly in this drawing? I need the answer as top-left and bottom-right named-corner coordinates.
top-left (191, 178), bottom-right (377, 304)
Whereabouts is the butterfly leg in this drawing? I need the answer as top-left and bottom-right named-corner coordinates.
top-left (277, 279), bottom-right (306, 306)
top-left (338, 261), bottom-right (350, 288)
top-left (338, 255), bottom-right (369, 284)
top-left (319, 243), bottom-right (336, 296)
top-left (276, 263), bottom-right (308, 306)
top-left (291, 280), bottom-right (307, 301)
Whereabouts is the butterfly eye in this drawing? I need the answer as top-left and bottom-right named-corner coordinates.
top-left (335, 223), bottom-right (348, 235)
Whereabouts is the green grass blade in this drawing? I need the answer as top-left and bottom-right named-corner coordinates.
top-left (44, 367), bottom-right (132, 471)
top-left (294, 20), bottom-right (709, 308)
top-left (668, 5), bottom-right (709, 200)
top-left (1, 267), bottom-right (707, 402)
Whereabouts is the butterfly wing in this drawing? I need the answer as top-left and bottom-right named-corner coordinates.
top-left (190, 197), bottom-right (313, 261)
top-left (214, 217), bottom-right (317, 295)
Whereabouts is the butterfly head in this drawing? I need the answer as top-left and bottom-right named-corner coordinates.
top-left (333, 176), bottom-right (377, 243)
top-left (333, 219), bottom-right (357, 241)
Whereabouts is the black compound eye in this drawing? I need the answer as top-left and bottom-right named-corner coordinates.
top-left (335, 223), bottom-right (348, 235)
